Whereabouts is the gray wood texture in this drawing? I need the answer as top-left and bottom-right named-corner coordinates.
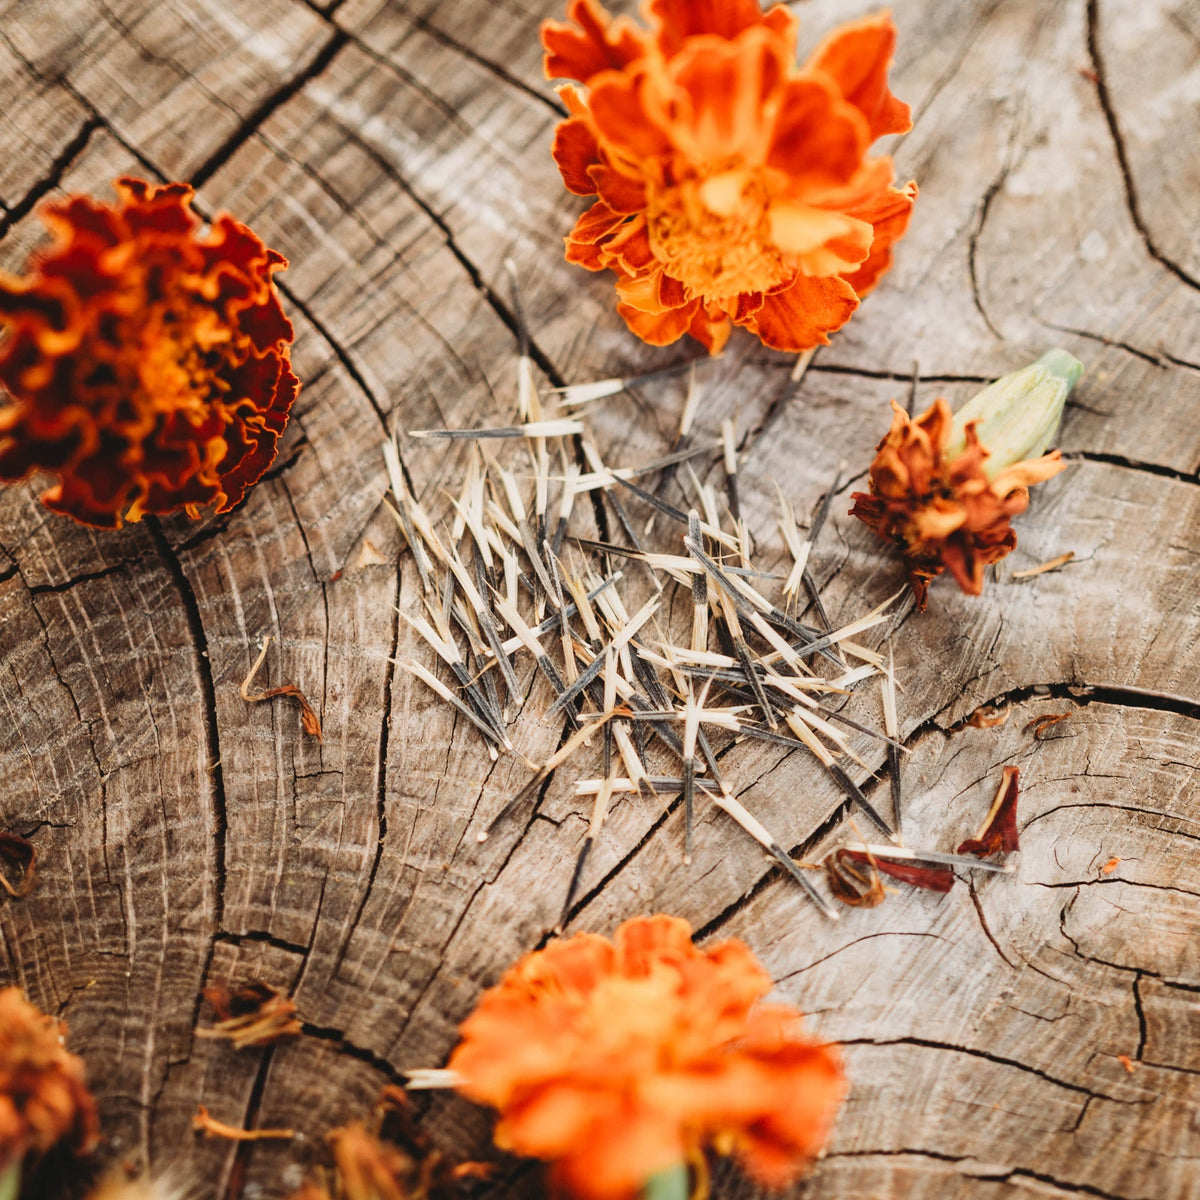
top-left (0, 0), bottom-right (1197, 1197)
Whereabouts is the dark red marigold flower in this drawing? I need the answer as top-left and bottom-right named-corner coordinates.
top-left (0, 177), bottom-right (299, 528)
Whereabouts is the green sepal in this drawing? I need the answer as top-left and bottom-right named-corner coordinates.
top-left (643, 1161), bottom-right (690, 1200)
top-left (947, 349), bottom-right (1083, 479)
top-left (0, 1162), bottom-right (22, 1200)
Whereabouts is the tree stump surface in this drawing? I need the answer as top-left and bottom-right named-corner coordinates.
top-left (1, 0), bottom-right (1198, 1197)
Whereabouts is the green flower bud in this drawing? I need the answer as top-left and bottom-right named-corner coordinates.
top-left (945, 349), bottom-right (1083, 479)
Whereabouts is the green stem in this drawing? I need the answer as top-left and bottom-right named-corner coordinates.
top-left (643, 1161), bottom-right (689, 1200)
top-left (0, 1161), bottom-right (21, 1200)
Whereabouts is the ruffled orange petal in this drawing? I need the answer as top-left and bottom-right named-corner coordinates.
top-left (658, 272), bottom-right (687, 309)
top-left (766, 75), bottom-right (870, 190)
top-left (806, 11), bottom-right (912, 140)
top-left (557, 81), bottom-right (591, 118)
top-left (730, 291), bottom-right (762, 322)
top-left (647, 0), bottom-right (797, 57)
top-left (604, 218), bottom-right (657, 273)
top-left (939, 536), bottom-right (992, 595)
top-left (841, 179), bottom-right (918, 297)
top-left (550, 1102), bottom-right (687, 1200)
top-left (990, 450), bottom-right (1066, 495)
top-left (687, 304), bottom-right (732, 355)
top-left (525, 930), bottom-right (617, 997)
top-left (616, 298), bottom-right (700, 345)
top-left (615, 266), bottom-right (672, 313)
top-left (613, 913), bottom-right (695, 974)
top-left (496, 1082), bottom-right (609, 1159)
top-left (700, 940), bottom-right (772, 1010)
top-left (566, 199), bottom-right (628, 248)
top-left (742, 275), bottom-right (859, 351)
top-left (566, 201), bottom-right (631, 269)
top-left (653, 26), bottom-right (790, 163)
top-left (554, 117), bottom-right (603, 195)
top-left (590, 164), bottom-right (647, 213)
top-left (588, 69), bottom-right (674, 161)
top-left (566, 238), bottom-right (608, 271)
top-left (543, 0), bottom-right (647, 84)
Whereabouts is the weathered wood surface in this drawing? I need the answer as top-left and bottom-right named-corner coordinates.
top-left (1, 0), bottom-right (1198, 1197)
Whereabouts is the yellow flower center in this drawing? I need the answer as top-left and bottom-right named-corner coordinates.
top-left (133, 289), bottom-right (236, 425)
top-left (646, 169), bottom-right (787, 301)
top-left (645, 167), bottom-right (876, 302)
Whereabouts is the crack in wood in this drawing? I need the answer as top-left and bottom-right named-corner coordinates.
top-left (145, 519), bottom-right (229, 1033)
top-left (213, 928), bottom-right (309, 957)
top-left (25, 562), bottom-right (128, 596)
top-left (1063, 451), bottom-right (1200, 486)
top-left (223, 1044), bottom-right (278, 1200)
top-left (966, 876), bottom-right (1019, 969)
top-left (0, 116), bottom-right (101, 240)
top-left (826, 1150), bottom-right (1144, 1200)
top-left (304, 113), bottom-right (569, 390)
top-left (839, 1034), bottom-right (1148, 1105)
top-left (296, 1020), bottom-right (406, 1085)
top-left (310, 1), bottom-right (566, 120)
top-left (1086, 0), bottom-right (1200, 295)
top-left (190, 30), bottom-right (350, 190)
top-left (967, 160), bottom-right (1013, 342)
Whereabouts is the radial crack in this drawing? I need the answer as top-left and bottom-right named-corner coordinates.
top-left (1086, 0), bottom-right (1200, 294)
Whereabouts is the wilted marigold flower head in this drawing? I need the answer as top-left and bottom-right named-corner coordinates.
top-left (286, 1089), bottom-right (489, 1200)
top-left (850, 396), bottom-right (1067, 609)
top-left (0, 987), bottom-right (99, 1171)
top-left (448, 914), bottom-right (845, 1199)
top-left (541, 1), bottom-right (917, 354)
top-left (0, 177), bottom-right (298, 528)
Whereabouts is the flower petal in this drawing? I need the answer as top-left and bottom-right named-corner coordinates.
top-left (616, 298), bottom-right (700, 345)
top-left (615, 266), bottom-right (670, 312)
top-left (606, 219), bottom-right (657, 272)
top-left (767, 201), bottom-right (873, 265)
top-left (557, 81), bottom-right (590, 118)
top-left (550, 1102), bottom-right (687, 1200)
top-left (588, 68), bottom-right (674, 160)
top-left (766, 76), bottom-right (871, 190)
top-left (569, 199), bottom-right (628, 246)
top-left (614, 912), bottom-right (695, 974)
top-left (654, 26), bottom-right (789, 163)
top-left (990, 449), bottom-right (1066, 495)
top-left (554, 116), bottom-right (603, 195)
top-left (590, 163), bottom-right (647, 213)
top-left (542, 0), bottom-right (646, 83)
top-left (742, 275), bottom-right (859, 351)
top-left (687, 305), bottom-right (732, 355)
top-left (565, 200), bottom-right (629, 269)
top-left (806, 11), bottom-right (912, 140)
top-left (840, 179), bottom-right (918, 297)
top-left (647, 0), bottom-right (797, 57)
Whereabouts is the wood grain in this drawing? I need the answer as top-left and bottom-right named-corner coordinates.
top-left (0, 1), bottom-right (1197, 1198)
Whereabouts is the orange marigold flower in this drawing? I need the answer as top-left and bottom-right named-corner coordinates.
top-left (850, 398), bottom-right (1065, 609)
top-left (541, 1), bottom-right (917, 354)
top-left (448, 914), bottom-right (845, 1198)
top-left (0, 987), bottom-right (99, 1173)
top-left (0, 177), bottom-right (298, 528)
